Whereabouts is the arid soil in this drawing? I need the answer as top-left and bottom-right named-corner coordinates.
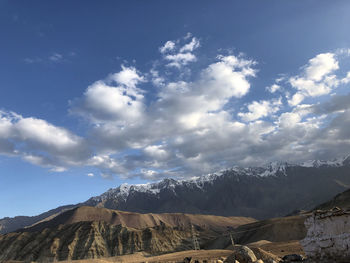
top-left (0, 207), bottom-right (256, 262)
top-left (249, 240), bottom-right (305, 257)
top-left (24, 206), bottom-right (256, 233)
top-left (4, 250), bottom-right (237, 263)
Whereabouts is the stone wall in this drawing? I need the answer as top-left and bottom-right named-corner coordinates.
top-left (301, 208), bottom-right (350, 262)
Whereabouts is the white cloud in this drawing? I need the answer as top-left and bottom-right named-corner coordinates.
top-left (165, 52), bottom-right (197, 68)
top-left (88, 155), bottom-right (128, 177)
top-left (87, 173), bottom-right (94, 177)
top-left (341, 71), bottom-right (350, 84)
top-left (199, 55), bottom-right (256, 100)
top-left (144, 145), bottom-right (169, 160)
top-left (288, 92), bottom-right (305, 106)
top-left (140, 169), bottom-right (159, 180)
top-left (179, 37), bottom-right (200, 53)
top-left (160, 35), bottom-right (200, 68)
top-left (304, 53), bottom-right (339, 81)
top-left (238, 98), bottom-right (282, 122)
top-left (70, 66), bottom-right (145, 124)
top-left (288, 53), bottom-right (340, 105)
top-left (159, 40), bottom-right (176, 54)
top-left (150, 69), bottom-right (165, 87)
top-left (110, 65), bottom-right (145, 88)
top-left (266, 84), bottom-right (281, 93)
top-left (0, 111), bottom-right (88, 171)
top-left (4, 35), bottom-right (350, 180)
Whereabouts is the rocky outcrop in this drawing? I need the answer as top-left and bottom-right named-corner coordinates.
top-left (301, 207), bottom-right (350, 262)
top-left (250, 247), bottom-right (280, 263)
top-left (224, 245), bottom-right (257, 263)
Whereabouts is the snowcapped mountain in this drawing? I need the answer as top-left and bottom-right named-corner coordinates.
top-left (88, 155), bottom-right (350, 205)
top-left (299, 155), bottom-right (350, 168)
top-left (2, 155), bottom-right (350, 235)
top-left (85, 155), bottom-right (350, 219)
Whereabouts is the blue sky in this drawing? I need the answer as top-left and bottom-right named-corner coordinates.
top-left (1, 0), bottom-right (350, 218)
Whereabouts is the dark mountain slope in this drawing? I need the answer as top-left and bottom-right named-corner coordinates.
top-left (314, 188), bottom-right (350, 210)
top-left (85, 161), bottom-right (350, 219)
top-left (0, 204), bottom-right (76, 235)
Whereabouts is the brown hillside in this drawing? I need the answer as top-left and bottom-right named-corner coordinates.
top-left (0, 221), bottom-right (193, 262)
top-left (23, 206), bottom-right (256, 233)
top-left (0, 207), bottom-right (256, 262)
top-left (204, 214), bottom-right (308, 250)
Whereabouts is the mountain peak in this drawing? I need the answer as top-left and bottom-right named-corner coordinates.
top-left (85, 155), bottom-right (350, 217)
top-left (298, 155), bottom-right (350, 168)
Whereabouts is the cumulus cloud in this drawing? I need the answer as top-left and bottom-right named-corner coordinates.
top-left (66, 52), bottom-right (258, 177)
top-left (238, 98), bottom-right (282, 122)
top-left (74, 47), bottom-right (350, 178)
top-left (288, 53), bottom-right (341, 105)
top-left (165, 52), bottom-right (197, 68)
top-left (160, 37), bottom-right (200, 68)
top-left (159, 40), bottom-right (176, 54)
top-left (266, 84), bottom-right (281, 93)
top-left (110, 65), bottom-right (145, 88)
top-left (304, 53), bottom-right (339, 81)
top-left (3, 34), bottom-right (350, 180)
top-left (179, 37), bottom-right (200, 52)
top-left (0, 111), bottom-right (89, 171)
top-left (70, 66), bottom-right (145, 124)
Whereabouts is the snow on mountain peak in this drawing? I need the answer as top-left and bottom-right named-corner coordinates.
top-left (90, 155), bottom-right (349, 202)
top-left (299, 155), bottom-right (349, 168)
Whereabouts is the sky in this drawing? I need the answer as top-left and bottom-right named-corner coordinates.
top-left (1, 0), bottom-right (350, 218)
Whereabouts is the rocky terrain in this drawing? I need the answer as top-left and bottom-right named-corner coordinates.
top-left (0, 206), bottom-right (255, 262)
top-left (1, 156), bottom-right (350, 235)
top-left (22, 206), bottom-right (256, 233)
top-left (0, 221), bottom-right (192, 262)
top-left (1, 158), bottom-right (350, 263)
top-left (204, 214), bottom-right (308, 251)
top-left (3, 186), bottom-right (350, 262)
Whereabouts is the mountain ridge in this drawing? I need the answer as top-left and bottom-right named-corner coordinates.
top-left (20, 206), bottom-right (256, 233)
top-left (88, 154), bottom-right (350, 204)
top-left (1, 155), bottom-right (350, 234)
top-left (0, 206), bottom-right (256, 262)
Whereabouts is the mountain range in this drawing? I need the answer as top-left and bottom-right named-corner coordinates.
top-left (1, 156), bottom-right (350, 235)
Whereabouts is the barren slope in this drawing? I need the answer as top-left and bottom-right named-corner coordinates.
top-left (0, 207), bottom-right (255, 262)
top-left (314, 188), bottom-right (350, 210)
top-left (22, 206), bottom-right (256, 233)
top-left (204, 214), bottom-right (308, 250)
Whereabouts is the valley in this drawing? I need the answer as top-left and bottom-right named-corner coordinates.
top-left (1, 157), bottom-right (350, 262)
